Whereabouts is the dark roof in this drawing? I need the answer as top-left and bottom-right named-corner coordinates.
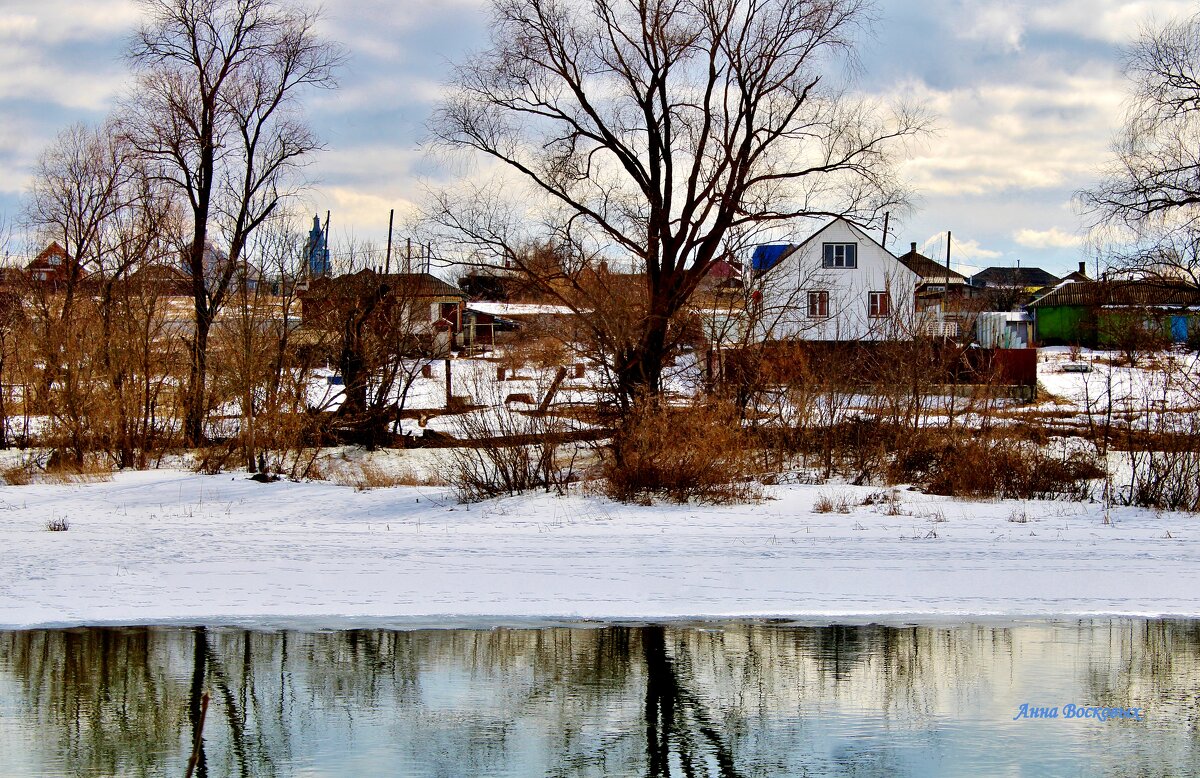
top-left (971, 266), bottom-right (1060, 288)
top-left (1029, 280), bottom-right (1200, 308)
top-left (306, 270), bottom-right (465, 299)
top-left (895, 248), bottom-right (968, 282)
top-left (1062, 270), bottom-right (1089, 283)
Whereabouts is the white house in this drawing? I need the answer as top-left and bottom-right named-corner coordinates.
top-left (752, 217), bottom-right (921, 342)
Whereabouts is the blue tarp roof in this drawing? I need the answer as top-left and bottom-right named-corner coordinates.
top-left (752, 244), bottom-right (791, 271)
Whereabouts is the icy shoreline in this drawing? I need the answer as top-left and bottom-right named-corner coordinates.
top-left (3, 469), bottom-right (1198, 629)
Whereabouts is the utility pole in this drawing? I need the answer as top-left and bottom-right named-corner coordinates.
top-left (384, 208), bottom-right (394, 274)
top-left (881, 212), bottom-right (890, 250)
top-left (944, 230), bottom-right (952, 315)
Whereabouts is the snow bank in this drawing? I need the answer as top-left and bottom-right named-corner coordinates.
top-left (2, 469), bottom-right (1197, 629)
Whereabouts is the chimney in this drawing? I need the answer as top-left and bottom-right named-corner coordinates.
top-left (910, 242), bottom-right (917, 253)
top-left (1078, 261), bottom-right (1086, 275)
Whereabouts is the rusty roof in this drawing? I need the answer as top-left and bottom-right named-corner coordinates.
top-left (1029, 279), bottom-right (1200, 308)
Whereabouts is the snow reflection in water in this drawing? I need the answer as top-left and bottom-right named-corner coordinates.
top-left (1, 620), bottom-right (1198, 776)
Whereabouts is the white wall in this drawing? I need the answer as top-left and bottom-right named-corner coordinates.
top-left (755, 219), bottom-right (920, 341)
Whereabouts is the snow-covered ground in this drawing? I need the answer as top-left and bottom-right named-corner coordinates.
top-left (2, 468), bottom-right (1197, 629)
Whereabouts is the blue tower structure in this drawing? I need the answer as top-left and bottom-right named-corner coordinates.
top-left (306, 213), bottom-right (330, 277)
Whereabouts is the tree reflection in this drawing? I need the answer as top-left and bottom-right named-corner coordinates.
top-left (1, 620), bottom-right (1198, 777)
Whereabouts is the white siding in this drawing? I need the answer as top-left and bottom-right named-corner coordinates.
top-left (756, 219), bottom-right (921, 341)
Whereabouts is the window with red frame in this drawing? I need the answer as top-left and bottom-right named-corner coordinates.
top-left (807, 290), bottom-right (829, 318)
top-left (868, 291), bottom-right (890, 318)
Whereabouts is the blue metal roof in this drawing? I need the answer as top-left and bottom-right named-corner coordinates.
top-left (751, 244), bottom-right (791, 271)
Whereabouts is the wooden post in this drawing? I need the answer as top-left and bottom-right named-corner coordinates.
top-left (444, 358), bottom-right (452, 410)
top-left (537, 366), bottom-right (569, 413)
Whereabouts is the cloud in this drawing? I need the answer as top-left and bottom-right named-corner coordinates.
top-left (892, 75), bottom-right (1127, 198)
top-left (1013, 226), bottom-right (1084, 248)
top-left (959, 4), bottom-right (1026, 52)
top-left (1029, 0), bottom-right (1196, 43)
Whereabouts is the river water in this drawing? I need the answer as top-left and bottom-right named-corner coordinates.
top-left (1, 619), bottom-right (1197, 776)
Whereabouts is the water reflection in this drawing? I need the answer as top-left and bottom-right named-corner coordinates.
top-left (0, 620), bottom-right (1197, 776)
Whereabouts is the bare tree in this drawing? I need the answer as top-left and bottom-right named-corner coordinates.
top-left (428, 0), bottom-right (924, 408)
top-left (1080, 11), bottom-right (1200, 286)
top-left (24, 123), bottom-right (142, 403)
top-left (22, 122), bottom-right (183, 466)
top-left (125, 0), bottom-right (343, 445)
top-left (299, 241), bottom-right (447, 448)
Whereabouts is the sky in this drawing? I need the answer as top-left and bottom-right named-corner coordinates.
top-left (0, 0), bottom-right (1195, 278)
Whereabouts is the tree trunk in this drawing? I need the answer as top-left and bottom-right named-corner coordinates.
top-left (185, 316), bottom-right (211, 446)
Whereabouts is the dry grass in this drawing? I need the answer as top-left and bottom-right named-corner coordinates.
top-left (351, 460), bottom-right (443, 491)
top-left (1, 454), bottom-right (113, 486)
top-left (1, 463), bottom-right (32, 486)
top-left (813, 492), bottom-right (852, 514)
top-left (1008, 508), bottom-right (1030, 524)
top-left (45, 517), bottom-right (70, 531)
top-left (861, 489), bottom-right (903, 515)
top-left (41, 456), bottom-right (114, 484)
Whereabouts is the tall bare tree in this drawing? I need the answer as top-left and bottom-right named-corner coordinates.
top-left (125, 0), bottom-right (343, 444)
top-left (23, 121), bottom-right (181, 466)
top-left (1081, 11), bottom-right (1200, 287)
top-left (428, 0), bottom-right (924, 407)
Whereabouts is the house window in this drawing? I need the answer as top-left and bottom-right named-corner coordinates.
top-left (807, 290), bottom-right (829, 318)
top-left (868, 291), bottom-right (891, 318)
top-left (822, 242), bottom-right (857, 269)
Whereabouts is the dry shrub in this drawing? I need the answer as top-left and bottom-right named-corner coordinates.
top-left (194, 443), bottom-right (238, 475)
top-left (1121, 447), bottom-right (1200, 512)
top-left (46, 517), bottom-right (70, 531)
top-left (1, 462), bottom-right (33, 486)
top-left (918, 438), bottom-right (1102, 501)
top-left (813, 492), bottom-right (852, 514)
top-left (602, 400), bottom-right (761, 504)
top-left (444, 381), bottom-right (580, 502)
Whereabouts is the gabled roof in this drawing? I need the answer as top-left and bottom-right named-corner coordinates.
top-left (971, 266), bottom-right (1060, 289)
top-left (751, 217), bottom-right (897, 273)
top-left (26, 242), bottom-right (71, 270)
top-left (895, 247), bottom-right (968, 282)
top-left (1029, 279), bottom-right (1200, 308)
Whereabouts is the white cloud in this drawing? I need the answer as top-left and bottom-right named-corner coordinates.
top-left (0, 1), bottom-right (139, 43)
top-left (1030, 0), bottom-right (1196, 43)
top-left (1013, 226), bottom-right (1083, 248)
top-left (890, 74), bottom-right (1125, 198)
top-left (959, 5), bottom-right (1026, 52)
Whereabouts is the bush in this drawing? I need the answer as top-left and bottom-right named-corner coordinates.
top-left (1121, 448), bottom-right (1200, 512)
top-left (602, 400), bottom-right (761, 504)
top-left (445, 377), bottom-right (580, 502)
top-left (919, 438), bottom-right (1102, 501)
